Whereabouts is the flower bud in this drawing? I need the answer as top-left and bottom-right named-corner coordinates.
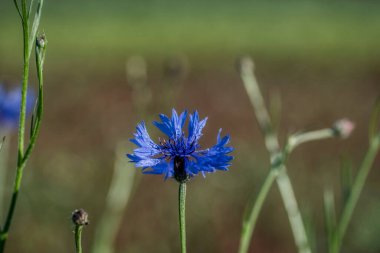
top-left (333, 119), bottom-right (355, 138)
top-left (71, 208), bottom-right (89, 226)
top-left (36, 34), bottom-right (46, 49)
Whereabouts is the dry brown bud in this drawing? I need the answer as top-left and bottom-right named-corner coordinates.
top-left (71, 208), bottom-right (89, 226)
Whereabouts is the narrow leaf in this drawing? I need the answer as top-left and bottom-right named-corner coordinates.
top-left (324, 189), bottom-right (337, 252)
top-left (304, 208), bottom-right (317, 253)
top-left (28, 0), bottom-right (36, 18)
top-left (13, 0), bottom-right (23, 21)
top-left (22, 34), bottom-right (46, 164)
top-left (340, 158), bottom-right (353, 206)
top-left (28, 0), bottom-right (44, 59)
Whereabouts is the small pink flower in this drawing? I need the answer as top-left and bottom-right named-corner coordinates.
top-left (333, 119), bottom-right (355, 138)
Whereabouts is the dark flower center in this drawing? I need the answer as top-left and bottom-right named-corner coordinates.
top-left (173, 156), bottom-right (189, 183)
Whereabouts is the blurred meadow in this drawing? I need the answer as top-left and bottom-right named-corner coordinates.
top-left (0, 0), bottom-right (380, 252)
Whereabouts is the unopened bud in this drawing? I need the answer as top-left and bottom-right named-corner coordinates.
top-left (36, 34), bottom-right (46, 49)
top-left (71, 208), bottom-right (89, 226)
top-left (333, 119), bottom-right (355, 138)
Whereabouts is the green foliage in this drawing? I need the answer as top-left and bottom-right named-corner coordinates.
top-left (1, 1), bottom-right (380, 66)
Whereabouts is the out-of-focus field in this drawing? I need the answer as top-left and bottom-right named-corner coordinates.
top-left (0, 0), bottom-right (379, 252)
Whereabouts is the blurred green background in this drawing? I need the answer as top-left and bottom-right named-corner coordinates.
top-left (0, 0), bottom-right (380, 252)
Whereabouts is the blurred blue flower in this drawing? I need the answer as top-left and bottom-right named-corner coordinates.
top-left (127, 109), bottom-right (233, 182)
top-left (0, 84), bottom-right (35, 131)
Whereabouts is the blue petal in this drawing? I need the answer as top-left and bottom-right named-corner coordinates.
top-left (177, 110), bottom-right (188, 136)
top-left (187, 111), bottom-right (207, 145)
top-left (126, 154), bottom-right (142, 163)
top-left (171, 109), bottom-right (187, 139)
top-left (131, 122), bottom-right (158, 148)
top-left (153, 109), bottom-right (188, 140)
top-left (190, 129), bottom-right (233, 174)
top-left (143, 160), bottom-right (174, 180)
top-left (133, 147), bottom-right (161, 157)
top-left (135, 158), bottom-right (161, 167)
top-left (153, 121), bottom-right (172, 138)
top-left (128, 122), bottom-right (163, 169)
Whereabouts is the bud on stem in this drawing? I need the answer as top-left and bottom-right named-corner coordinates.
top-left (72, 209), bottom-right (89, 253)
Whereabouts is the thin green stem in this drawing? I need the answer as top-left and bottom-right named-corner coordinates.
top-left (1, 40), bottom-right (45, 243)
top-left (179, 183), bottom-right (187, 253)
top-left (0, 1), bottom-right (29, 250)
top-left (18, 0), bottom-right (30, 163)
top-left (0, 1), bottom-right (45, 250)
top-left (293, 129), bottom-right (335, 145)
top-left (238, 169), bottom-right (277, 253)
top-left (331, 134), bottom-right (380, 253)
top-left (75, 225), bottom-right (84, 253)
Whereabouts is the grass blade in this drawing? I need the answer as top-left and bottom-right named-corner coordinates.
top-left (28, 0), bottom-right (44, 59)
top-left (332, 133), bottom-right (380, 253)
top-left (323, 189), bottom-right (337, 253)
top-left (340, 158), bottom-right (353, 207)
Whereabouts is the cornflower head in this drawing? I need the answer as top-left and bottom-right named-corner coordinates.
top-left (0, 84), bottom-right (35, 131)
top-left (127, 109), bottom-right (233, 183)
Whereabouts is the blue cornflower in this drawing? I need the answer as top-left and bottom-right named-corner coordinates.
top-left (127, 109), bottom-right (233, 182)
top-left (0, 84), bottom-right (35, 131)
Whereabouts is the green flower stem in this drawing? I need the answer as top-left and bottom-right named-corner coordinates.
top-left (238, 169), bottom-right (277, 253)
top-left (0, 1), bottom-right (30, 249)
top-left (179, 182), bottom-right (187, 253)
top-left (293, 129), bottom-right (335, 144)
top-left (239, 57), bottom-right (311, 253)
top-left (18, 0), bottom-right (30, 162)
top-left (331, 133), bottom-right (380, 253)
top-left (0, 1), bottom-right (45, 250)
top-left (75, 225), bottom-right (84, 253)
